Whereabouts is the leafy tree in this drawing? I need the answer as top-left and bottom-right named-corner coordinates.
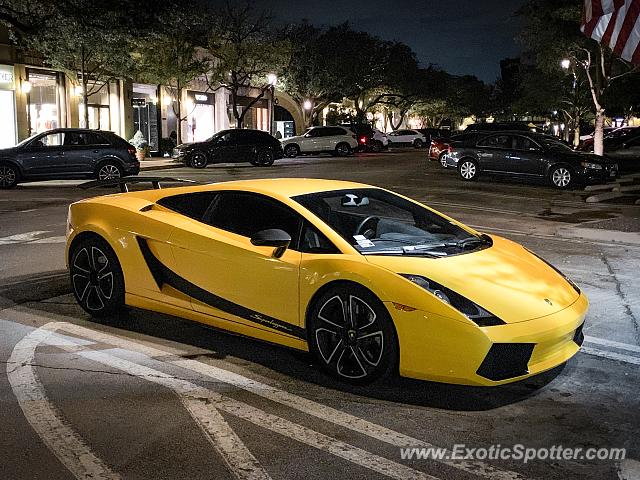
top-left (132, 2), bottom-right (209, 144)
top-left (206, 1), bottom-right (289, 128)
top-left (519, 0), bottom-right (639, 154)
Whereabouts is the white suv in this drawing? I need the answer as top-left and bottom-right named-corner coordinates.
top-left (281, 126), bottom-right (358, 157)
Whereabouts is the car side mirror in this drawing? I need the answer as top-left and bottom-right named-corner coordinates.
top-left (250, 229), bottom-right (291, 258)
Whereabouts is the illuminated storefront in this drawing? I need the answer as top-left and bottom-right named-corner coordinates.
top-left (0, 64), bottom-right (17, 147)
top-left (26, 69), bottom-right (62, 135)
top-left (132, 83), bottom-right (160, 153)
top-left (185, 90), bottom-right (215, 142)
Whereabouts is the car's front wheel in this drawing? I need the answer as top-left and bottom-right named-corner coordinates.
top-left (413, 139), bottom-right (424, 148)
top-left (307, 284), bottom-right (397, 384)
top-left (458, 158), bottom-right (479, 181)
top-left (189, 152), bottom-right (208, 169)
top-left (255, 149), bottom-right (275, 166)
top-left (439, 153), bottom-right (448, 168)
top-left (70, 236), bottom-right (125, 317)
top-left (0, 163), bottom-right (19, 189)
top-left (284, 144), bottom-right (300, 158)
top-left (549, 165), bottom-right (573, 189)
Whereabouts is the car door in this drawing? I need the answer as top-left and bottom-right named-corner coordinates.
top-left (169, 191), bottom-right (303, 336)
top-left (208, 131), bottom-right (237, 163)
top-left (233, 131), bottom-right (258, 163)
top-left (475, 134), bottom-right (513, 171)
top-left (505, 135), bottom-right (545, 175)
top-left (62, 131), bottom-right (108, 174)
top-left (16, 131), bottom-right (68, 177)
top-left (302, 128), bottom-right (323, 152)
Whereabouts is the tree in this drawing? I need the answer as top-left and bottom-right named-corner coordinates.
top-left (206, 1), bottom-right (289, 128)
top-left (132, 2), bottom-right (209, 144)
top-left (519, 0), bottom-right (640, 154)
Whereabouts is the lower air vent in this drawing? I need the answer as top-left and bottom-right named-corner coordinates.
top-left (477, 343), bottom-right (535, 381)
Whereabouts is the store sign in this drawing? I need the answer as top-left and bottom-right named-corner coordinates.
top-left (188, 90), bottom-right (214, 105)
top-left (0, 65), bottom-right (14, 91)
top-left (131, 98), bottom-right (147, 107)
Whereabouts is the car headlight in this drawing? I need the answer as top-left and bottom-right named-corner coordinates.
top-left (400, 274), bottom-right (505, 327)
top-left (581, 161), bottom-right (603, 170)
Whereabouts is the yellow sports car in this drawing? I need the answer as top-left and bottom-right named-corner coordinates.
top-left (66, 178), bottom-right (587, 385)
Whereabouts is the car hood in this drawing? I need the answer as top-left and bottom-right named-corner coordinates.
top-left (553, 149), bottom-right (616, 164)
top-left (366, 235), bottom-right (580, 323)
top-left (0, 146), bottom-right (18, 155)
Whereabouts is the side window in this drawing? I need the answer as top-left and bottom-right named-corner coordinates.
top-left (85, 132), bottom-right (110, 146)
top-left (208, 192), bottom-right (302, 244)
top-left (306, 128), bottom-right (320, 138)
top-left (299, 221), bottom-right (340, 254)
top-left (32, 132), bottom-right (63, 148)
top-left (513, 136), bottom-right (535, 151)
top-left (477, 134), bottom-right (512, 149)
top-left (64, 132), bottom-right (85, 146)
top-left (158, 192), bottom-right (218, 221)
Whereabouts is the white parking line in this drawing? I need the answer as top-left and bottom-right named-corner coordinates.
top-left (0, 231), bottom-right (52, 245)
top-left (50, 322), bottom-right (525, 480)
top-left (7, 328), bottom-right (120, 480)
top-left (580, 346), bottom-right (640, 366)
top-left (584, 336), bottom-right (640, 354)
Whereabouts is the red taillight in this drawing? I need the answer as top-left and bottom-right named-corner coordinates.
top-left (447, 145), bottom-right (453, 153)
top-left (359, 136), bottom-right (367, 144)
top-left (127, 146), bottom-right (136, 156)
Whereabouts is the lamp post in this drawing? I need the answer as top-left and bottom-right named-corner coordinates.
top-left (560, 58), bottom-right (580, 147)
top-left (267, 73), bottom-right (277, 136)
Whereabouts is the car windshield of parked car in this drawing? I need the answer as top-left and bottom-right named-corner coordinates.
top-left (293, 188), bottom-right (490, 257)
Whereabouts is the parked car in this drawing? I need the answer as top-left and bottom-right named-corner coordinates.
top-left (281, 126), bottom-right (358, 157)
top-left (339, 123), bottom-right (379, 152)
top-left (415, 128), bottom-right (450, 147)
top-left (444, 131), bottom-right (618, 188)
top-left (429, 132), bottom-right (486, 167)
top-left (579, 126), bottom-right (638, 151)
top-left (172, 129), bottom-right (283, 168)
top-left (0, 128), bottom-right (139, 189)
top-left (386, 129), bottom-right (427, 148)
top-left (465, 122), bottom-right (536, 132)
top-left (603, 132), bottom-right (640, 174)
top-left (372, 128), bottom-right (389, 151)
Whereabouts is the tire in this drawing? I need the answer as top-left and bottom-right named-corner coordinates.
top-left (549, 165), bottom-right (572, 189)
top-left (69, 236), bottom-right (125, 317)
top-left (189, 151), bottom-right (208, 169)
top-left (413, 139), bottom-right (424, 148)
top-left (439, 153), bottom-right (448, 168)
top-left (255, 149), bottom-right (275, 166)
top-left (284, 144), bottom-right (300, 158)
top-left (307, 283), bottom-right (398, 384)
top-left (96, 161), bottom-right (123, 181)
top-left (335, 142), bottom-right (351, 157)
top-left (0, 163), bottom-right (19, 189)
top-left (372, 141), bottom-right (383, 153)
top-left (458, 158), bottom-right (479, 181)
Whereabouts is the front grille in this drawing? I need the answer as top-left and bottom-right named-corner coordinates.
top-left (573, 323), bottom-right (585, 346)
top-left (477, 343), bottom-right (535, 381)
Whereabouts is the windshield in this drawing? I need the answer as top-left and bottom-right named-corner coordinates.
top-left (293, 188), bottom-right (490, 257)
top-left (16, 133), bottom-right (42, 147)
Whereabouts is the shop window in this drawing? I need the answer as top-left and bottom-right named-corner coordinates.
top-left (27, 70), bottom-right (60, 135)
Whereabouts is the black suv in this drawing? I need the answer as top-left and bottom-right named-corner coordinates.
top-left (0, 128), bottom-right (139, 189)
top-left (172, 129), bottom-right (284, 168)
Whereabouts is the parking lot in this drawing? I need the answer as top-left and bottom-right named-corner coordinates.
top-left (1, 149), bottom-right (639, 480)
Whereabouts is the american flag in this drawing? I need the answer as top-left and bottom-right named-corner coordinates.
top-left (581, 0), bottom-right (640, 64)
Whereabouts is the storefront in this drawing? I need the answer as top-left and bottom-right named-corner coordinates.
top-left (78, 80), bottom-right (122, 135)
top-left (0, 64), bottom-right (17, 147)
top-left (132, 83), bottom-right (160, 153)
top-left (26, 69), bottom-right (63, 136)
top-left (232, 95), bottom-right (269, 131)
top-left (185, 90), bottom-right (215, 142)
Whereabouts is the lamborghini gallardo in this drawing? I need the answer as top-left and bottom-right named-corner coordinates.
top-left (66, 178), bottom-right (588, 385)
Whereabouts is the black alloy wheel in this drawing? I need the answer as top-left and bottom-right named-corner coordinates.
top-left (256, 149), bottom-right (275, 166)
top-left (308, 284), bottom-right (397, 384)
top-left (0, 164), bottom-right (19, 189)
top-left (413, 139), bottom-right (424, 148)
top-left (284, 144), bottom-right (300, 158)
top-left (335, 143), bottom-right (351, 157)
top-left (96, 162), bottom-right (122, 181)
top-left (190, 152), bottom-right (208, 169)
top-left (70, 237), bottom-right (125, 317)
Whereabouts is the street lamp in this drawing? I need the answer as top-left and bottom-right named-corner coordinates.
top-left (303, 99), bottom-right (313, 111)
top-left (266, 73), bottom-right (277, 135)
top-left (267, 73), bottom-right (277, 87)
top-left (560, 58), bottom-right (571, 70)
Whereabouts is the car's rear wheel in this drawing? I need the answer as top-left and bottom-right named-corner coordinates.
top-left (0, 163), bottom-right (19, 189)
top-left (284, 144), bottom-right (300, 158)
top-left (189, 152), bottom-right (208, 169)
top-left (335, 142), bottom-right (351, 157)
top-left (307, 284), bottom-right (397, 384)
top-left (256, 149), bottom-right (275, 166)
top-left (439, 152), bottom-right (448, 168)
top-left (70, 236), bottom-right (125, 317)
top-left (549, 165), bottom-right (572, 189)
top-left (96, 162), bottom-right (122, 181)
top-left (413, 139), bottom-right (424, 148)
top-left (458, 159), bottom-right (479, 181)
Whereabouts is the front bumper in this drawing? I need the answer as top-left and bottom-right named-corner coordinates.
top-left (123, 162), bottom-right (140, 176)
top-left (388, 292), bottom-right (588, 386)
top-left (575, 163), bottom-right (618, 184)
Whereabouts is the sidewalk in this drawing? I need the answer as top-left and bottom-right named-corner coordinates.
top-left (139, 157), bottom-right (182, 171)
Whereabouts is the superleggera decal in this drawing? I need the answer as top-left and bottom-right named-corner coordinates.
top-left (136, 237), bottom-right (306, 339)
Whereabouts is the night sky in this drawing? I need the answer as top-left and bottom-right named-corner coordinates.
top-left (253, 0), bottom-right (526, 83)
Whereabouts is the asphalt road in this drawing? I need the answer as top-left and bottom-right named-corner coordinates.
top-left (1, 150), bottom-right (639, 480)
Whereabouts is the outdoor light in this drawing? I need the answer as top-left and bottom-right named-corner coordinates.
top-left (21, 80), bottom-right (32, 94)
top-left (303, 99), bottom-right (313, 110)
top-left (561, 58), bottom-right (571, 70)
top-left (149, 95), bottom-right (158, 104)
top-left (267, 73), bottom-right (277, 86)
top-left (73, 85), bottom-right (83, 96)
top-left (162, 95), bottom-right (173, 106)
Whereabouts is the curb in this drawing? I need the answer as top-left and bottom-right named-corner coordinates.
top-left (140, 163), bottom-right (183, 172)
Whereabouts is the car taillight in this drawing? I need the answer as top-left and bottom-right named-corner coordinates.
top-left (359, 136), bottom-right (367, 144)
top-left (127, 146), bottom-right (136, 156)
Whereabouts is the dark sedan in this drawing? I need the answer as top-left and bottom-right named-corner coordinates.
top-left (172, 129), bottom-right (283, 168)
top-left (0, 128), bottom-right (139, 189)
top-left (444, 131), bottom-right (618, 188)
top-left (602, 132), bottom-right (640, 174)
